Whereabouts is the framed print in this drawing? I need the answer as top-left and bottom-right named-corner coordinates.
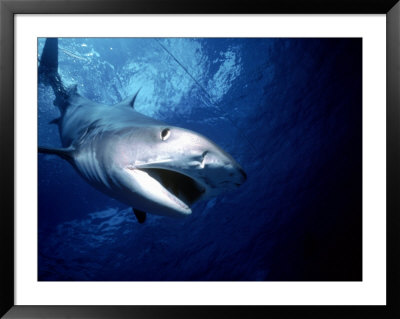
top-left (1, 0), bottom-right (400, 318)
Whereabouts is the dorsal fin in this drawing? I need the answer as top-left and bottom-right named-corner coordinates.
top-left (129, 89), bottom-right (141, 108)
top-left (114, 89), bottom-right (141, 109)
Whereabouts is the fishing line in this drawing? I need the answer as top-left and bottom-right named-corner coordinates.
top-left (155, 39), bottom-right (257, 155)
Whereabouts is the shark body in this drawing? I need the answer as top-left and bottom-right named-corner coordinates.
top-left (39, 38), bottom-right (246, 222)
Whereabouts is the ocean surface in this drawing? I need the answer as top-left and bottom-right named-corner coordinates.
top-left (38, 38), bottom-right (362, 281)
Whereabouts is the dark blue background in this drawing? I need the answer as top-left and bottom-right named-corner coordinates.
top-left (38, 38), bottom-right (362, 281)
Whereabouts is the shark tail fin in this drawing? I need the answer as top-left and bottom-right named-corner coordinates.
top-left (38, 146), bottom-right (75, 162)
top-left (38, 38), bottom-right (58, 76)
top-left (38, 38), bottom-right (69, 111)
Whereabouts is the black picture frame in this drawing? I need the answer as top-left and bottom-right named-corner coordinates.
top-left (1, 1), bottom-right (399, 318)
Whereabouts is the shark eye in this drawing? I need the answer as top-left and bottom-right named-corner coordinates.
top-left (161, 128), bottom-right (171, 141)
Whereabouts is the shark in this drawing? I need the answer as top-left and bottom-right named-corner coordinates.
top-left (38, 38), bottom-right (246, 223)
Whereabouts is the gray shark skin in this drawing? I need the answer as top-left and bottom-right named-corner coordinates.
top-left (39, 38), bottom-right (246, 221)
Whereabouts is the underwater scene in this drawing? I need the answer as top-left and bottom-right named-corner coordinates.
top-left (38, 38), bottom-right (362, 281)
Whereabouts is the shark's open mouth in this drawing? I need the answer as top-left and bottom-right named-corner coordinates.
top-left (140, 168), bottom-right (205, 207)
top-left (124, 165), bottom-right (206, 214)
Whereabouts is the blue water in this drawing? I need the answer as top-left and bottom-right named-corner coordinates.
top-left (38, 38), bottom-right (362, 281)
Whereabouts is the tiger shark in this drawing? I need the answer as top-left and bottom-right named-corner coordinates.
top-left (38, 38), bottom-right (246, 223)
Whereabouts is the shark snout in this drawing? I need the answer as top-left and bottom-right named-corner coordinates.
top-left (200, 149), bottom-right (246, 188)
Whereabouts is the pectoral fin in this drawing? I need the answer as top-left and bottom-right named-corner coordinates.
top-left (38, 146), bottom-right (74, 162)
top-left (49, 117), bottom-right (61, 125)
top-left (133, 208), bottom-right (146, 224)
